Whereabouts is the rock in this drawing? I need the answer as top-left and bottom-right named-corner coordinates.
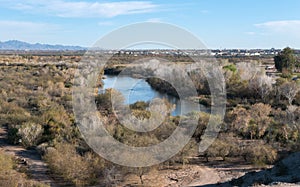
top-left (210, 152), bottom-right (300, 187)
top-left (36, 143), bottom-right (49, 155)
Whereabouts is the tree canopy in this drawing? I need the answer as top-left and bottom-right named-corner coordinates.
top-left (274, 47), bottom-right (297, 74)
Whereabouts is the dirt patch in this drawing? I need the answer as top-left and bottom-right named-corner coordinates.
top-left (118, 165), bottom-right (220, 187)
top-left (0, 125), bottom-right (57, 187)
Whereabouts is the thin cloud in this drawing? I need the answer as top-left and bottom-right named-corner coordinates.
top-left (245, 32), bottom-right (256, 35)
top-left (98, 21), bottom-right (114, 26)
top-left (146, 18), bottom-right (163, 23)
top-left (8, 0), bottom-right (159, 18)
top-left (255, 20), bottom-right (300, 27)
top-left (255, 20), bottom-right (300, 36)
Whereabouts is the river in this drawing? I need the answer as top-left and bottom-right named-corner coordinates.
top-left (99, 75), bottom-right (207, 116)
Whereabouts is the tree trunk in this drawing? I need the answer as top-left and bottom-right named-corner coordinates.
top-left (140, 175), bottom-right (143, 184)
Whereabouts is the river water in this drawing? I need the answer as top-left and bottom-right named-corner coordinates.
top-left (100, 75), bottom-right (207, 116)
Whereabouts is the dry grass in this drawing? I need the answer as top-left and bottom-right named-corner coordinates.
top-left (0, 150), bottom-right (49, 187)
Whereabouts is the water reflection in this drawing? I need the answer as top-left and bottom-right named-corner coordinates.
top-left (99, 75), bottom-right (207, 116)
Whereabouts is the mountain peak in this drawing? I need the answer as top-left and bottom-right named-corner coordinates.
top-left (0, 40), bottom-right (86, 51)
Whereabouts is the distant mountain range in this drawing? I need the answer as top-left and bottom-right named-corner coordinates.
top-left (0, 40), bottom-right (86, 51)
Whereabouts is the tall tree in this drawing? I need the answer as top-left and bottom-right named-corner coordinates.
top-left (274, 47), bottom-right (296, 74)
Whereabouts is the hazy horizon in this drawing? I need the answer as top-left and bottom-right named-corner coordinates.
top-left (1, 39), bottom-right (299, 50)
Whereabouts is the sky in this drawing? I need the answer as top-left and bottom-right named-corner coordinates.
top-left (0, 0), bottom-right (300, 49)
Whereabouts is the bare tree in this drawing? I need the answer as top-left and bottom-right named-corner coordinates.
top-left (250, 75), bottom-right (274, 102)
top-left (249, 103), bottom-right (272, 138)
top-left (286, 105), bottom-right (299, 133)
top-left (230, 107), bottom-right (251, 135)
top-left (237, 61), bottom-right (262, 81)
top-left (231, 103), bottom-right (272, 139)
top-left (236, 62), bottom-right (274, 101)
top-left (280, 82), bottom-right (299, 105)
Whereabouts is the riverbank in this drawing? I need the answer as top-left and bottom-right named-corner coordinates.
top-left (101, 75), bottom-right (208, 116)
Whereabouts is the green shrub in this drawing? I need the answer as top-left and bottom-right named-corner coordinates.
top-left (95, 89), bottom-right (124, 114)
top-left (131, 110), bottom-right (151, 119)
top-left (204, 139), bottom-right (234, 161)
top-left (0, 151), bottom-right (48, 187)
top-left (41, 104), bottom-right (74, 142)
top-left (244, 144), bottom-right (277, 166)
top-left (44, 143), bottom-right (104, 186)
top-left (130, 101), bottom-right (149, 110)
top-left (18, 122), bottom-right (44, 148)
top-left (0, 150), bottom-right (14, 172)
top-left (64, 81), bottom-right (73, 88)
top-left (223, 64), bottom-right (237, 73)
top-left (7, 127), bottom-right (20, 144)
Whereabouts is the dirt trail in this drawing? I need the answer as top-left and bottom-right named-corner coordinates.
top-left (0, 125), bottom-right (57, 187)
top-left (119, 165), bottom-right (221, 186)
top-left (186, 167), bottom-right (220, 186)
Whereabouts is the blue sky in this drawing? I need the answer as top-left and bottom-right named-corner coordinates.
top-left (0, 0), bottom-right (300, 49)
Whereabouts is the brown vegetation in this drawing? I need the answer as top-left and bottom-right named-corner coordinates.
top-left (0, 52), bottom-right (299, 186)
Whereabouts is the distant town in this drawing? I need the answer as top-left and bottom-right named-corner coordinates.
top-left (1, 40), bottom-right (300, 58)
top-left (2, 48), bottom-right (300, 57)
top-left (104, 48), bottom-right (289, 57)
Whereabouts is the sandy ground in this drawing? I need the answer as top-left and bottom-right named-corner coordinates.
top-left (2, 123), bottom-right (298, 187)
top-left (117, 165), bottom-right (222, 187)
top-left (0, 125), bottom-right (57, 187)
top-left (0, 124), bottom-right (224, 187)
